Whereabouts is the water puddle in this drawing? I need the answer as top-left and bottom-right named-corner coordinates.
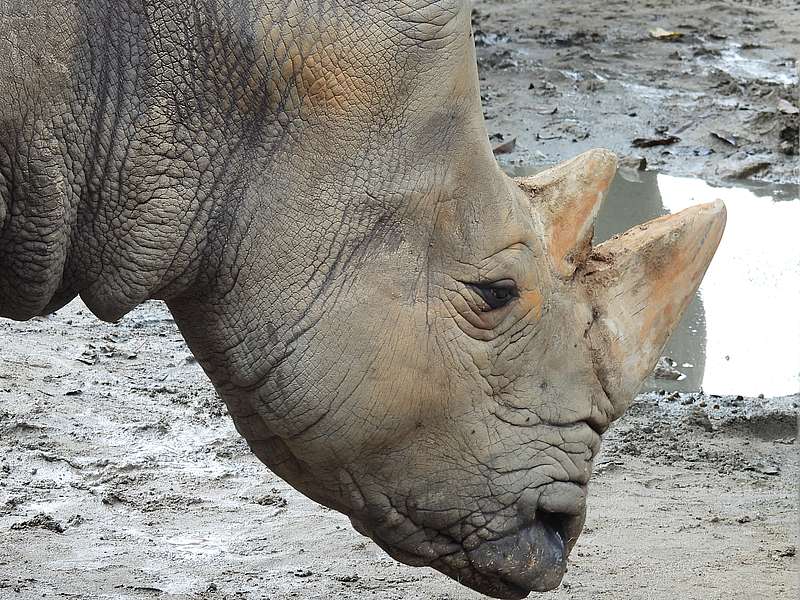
top-left (509, 166), bottom-right (800, 397)
top-left (709, 44), bottom-right (797, 86)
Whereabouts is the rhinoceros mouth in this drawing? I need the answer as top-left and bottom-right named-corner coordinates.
top-left (352, 491), bottom-right (586, 600)
top-left (465, 508), bottom-right (585, 599)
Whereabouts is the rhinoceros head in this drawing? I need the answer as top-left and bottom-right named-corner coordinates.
top-left (141, 3), bottom-right (725, 598)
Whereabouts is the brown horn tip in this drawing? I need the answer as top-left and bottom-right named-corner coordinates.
top-left (516, 148), bottom-right (618, 278)
top-left (581, 199), bottom-right (727, 415)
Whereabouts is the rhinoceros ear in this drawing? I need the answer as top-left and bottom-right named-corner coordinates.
top-left (581, 200), bottom-right (726, 414)
top-left (515, 149), bottom-right (618, 278)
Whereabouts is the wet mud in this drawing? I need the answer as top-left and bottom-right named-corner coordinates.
top-left (476, 0), bottom-right (799, 186)
top-left (0, 301), bottom-right (796, 599)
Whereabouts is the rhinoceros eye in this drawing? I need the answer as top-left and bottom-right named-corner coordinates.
top-left (469, 280), bottom-right (519, 310)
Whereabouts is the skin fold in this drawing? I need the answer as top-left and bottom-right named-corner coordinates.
top-left (0, 2), bottom-right (725, 598)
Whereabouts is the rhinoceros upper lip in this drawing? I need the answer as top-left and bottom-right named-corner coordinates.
top-left (466, 508), bottom-right (584, 599)
top-left (353, 492), bottom-right (586, 599)
top-left (349, 474), bottom-right (590, 598)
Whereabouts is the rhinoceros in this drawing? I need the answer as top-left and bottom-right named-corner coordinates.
top-left (0, 1), bottom-right (725, 597)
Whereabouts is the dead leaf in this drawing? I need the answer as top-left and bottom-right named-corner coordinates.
top-left (649, 27), bottom-right (683, 41)
top-left (710, 130), bottom-right (742, 147)
top-left (632, 135), bottom-right (680, 148)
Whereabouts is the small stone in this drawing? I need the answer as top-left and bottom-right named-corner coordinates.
top-left (620, 441), bottom-right (641, 456)
top-left (777, 99), bottom-right (799, 114)
top-left (779, 140), bottom-right (796, 156)
top-left (10, 513), bottom-right (64, 534)
top-left (686, 407), bottom-right (713, 432)
top-left (293, 569), bottom-right (313, 578)
top-left (254, 493), bottom-right (287, 508)
top-left (745, 462), bottom-right (780, 476)
top-left (66, 514), bottom-right (85, 527)
top-left (653, 357), bottom-right (685, 380)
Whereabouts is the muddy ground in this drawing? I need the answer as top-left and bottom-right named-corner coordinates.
top-left (1, 303), bottom-right (797, 600)
top-left (1, 1), bottom-right (799, 599)
top-left (476, 0), bottom-right (799, 184)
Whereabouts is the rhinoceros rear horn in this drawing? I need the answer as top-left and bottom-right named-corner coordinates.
top-left (581, 199), bottom-right (726, 414)
top-left (516, 149), bottom-right (618, 278)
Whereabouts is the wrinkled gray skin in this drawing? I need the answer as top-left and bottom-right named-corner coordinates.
top-left (0, 2), bottom-right (723, 598)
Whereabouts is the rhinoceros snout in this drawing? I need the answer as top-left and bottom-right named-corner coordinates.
top-left (463, 482), bottom-right (588, 598)
top-left (345, 476), bottom-right (590, 599)
top-left (468, 512), bottom-right (573, 598)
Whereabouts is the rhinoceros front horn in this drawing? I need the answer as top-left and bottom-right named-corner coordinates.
top-left (516, 149), bottom-right (726, 416)
top-left (581, 197), bottom-right (726, 414)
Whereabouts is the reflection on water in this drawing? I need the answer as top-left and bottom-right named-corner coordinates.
top-left (710, 44), bottom-right (798, 87)
top-left (510, 165), bottom-right (800, 397)
top-left (644, 173), bottom-right (799, 397)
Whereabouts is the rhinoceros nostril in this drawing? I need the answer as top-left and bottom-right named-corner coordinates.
top-left (537, 510), bottom-right (565, 539)
top-left (586, 413), bottom-right (609, 437)
top-left (537, 508), bottom-right (585, 551)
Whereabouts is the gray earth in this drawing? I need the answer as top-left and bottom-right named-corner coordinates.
top-left (1, 0), bottom-right (799, 599)
top-left (1, 302), bottom-right (797, 600)
top-left (477, 0), bottom-right (799, 185)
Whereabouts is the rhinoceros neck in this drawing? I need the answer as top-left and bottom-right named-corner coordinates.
top-left (0, 1), bottom-right (283, 321)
